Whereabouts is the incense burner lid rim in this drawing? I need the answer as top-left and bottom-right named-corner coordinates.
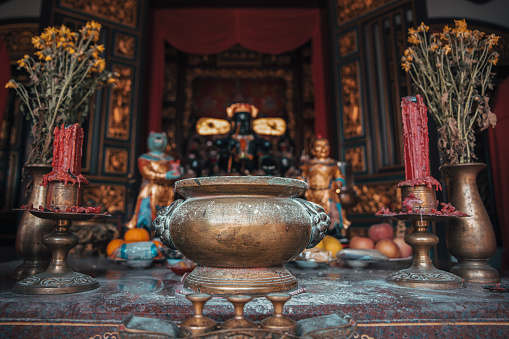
top-left (175, 176), bottom-right (307, 198)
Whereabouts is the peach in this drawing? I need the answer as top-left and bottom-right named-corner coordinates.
top-left (349, 236), bottom-right (374, 249)
top-left (393, 237), bottom-right (413, 258)
top-left (368, 223), bottom-right (394, 243)
top-left (374, 239), bottom-right (400, 258)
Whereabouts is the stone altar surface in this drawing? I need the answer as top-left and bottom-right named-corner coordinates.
top-left (0, 258), bottom-right (508, 338)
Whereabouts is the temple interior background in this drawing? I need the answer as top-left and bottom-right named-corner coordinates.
top-left (0, 0), bottom-right (508, 268)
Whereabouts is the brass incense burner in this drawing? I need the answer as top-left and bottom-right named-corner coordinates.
top-left (14, 182), bottom-right (102, 295)
top-left (153, 176), bottom-right (330, 296)
top-left (382, 184), bottom-right (465, 290)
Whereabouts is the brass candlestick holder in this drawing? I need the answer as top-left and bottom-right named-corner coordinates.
top-left (13, 182), bottom-right (102, 295)
top-left (381, 184), bottom-right (465, 290)
top-left (260, 293), bottom-right (297, 335)
top-left (180, 294), bottom-right (217, 337)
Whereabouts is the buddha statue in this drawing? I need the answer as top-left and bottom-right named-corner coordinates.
top-left (126, 132), bottom-right (181, 230)
top-left (215, 103), bottom-right (272, 175)
top-left (299, 137), bottom-right (351, 237)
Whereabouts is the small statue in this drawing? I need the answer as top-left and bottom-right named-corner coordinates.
top-left (126, 132), bottom-right (181, 230)
top-left (299, 137), bottom-right (351, 237)
top-left (215, 103), bottom-right (273, 175)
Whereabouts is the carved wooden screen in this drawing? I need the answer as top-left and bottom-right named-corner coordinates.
top-left (330, 0), bottom-right (425, 224)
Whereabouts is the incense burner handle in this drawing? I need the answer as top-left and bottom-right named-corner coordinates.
top-left (152, 199), bottom-right (183, 250)
top-left (294, 198), bottom-right (330, 248)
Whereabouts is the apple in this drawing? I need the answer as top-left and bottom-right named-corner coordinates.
top-left (393, 237), bottom-right (413, 258)
top-left (349, 236), bottom-right (374, 249)
top-left (374, 239), bottom-right (400, 258)
top-left (368, 223), bottom-right (394, 243)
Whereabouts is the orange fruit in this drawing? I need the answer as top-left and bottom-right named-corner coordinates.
top-left (106, 239), bottom-right (125, 257)
top-left (124, 228), bottom-right (150, 243)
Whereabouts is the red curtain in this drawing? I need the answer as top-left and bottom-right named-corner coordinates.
top-left (489, 75), bottom-right (509, 269)
top-left (148, 8), bottom-right (328, 138)
top-left (0, 38), bottom-right (11, 128)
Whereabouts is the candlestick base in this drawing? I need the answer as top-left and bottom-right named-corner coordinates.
top-left (13, 270), bottom-right (98, 295)
top-left (379, 184), bottom-right (466, 290)
top-left (13, 212), bottom-right (102, 295)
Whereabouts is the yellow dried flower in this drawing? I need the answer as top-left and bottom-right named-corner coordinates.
top-left (107, 78), bottom-right (117, 84)
top-left (96, 45), bottom-right (105, 53)
top-left (417, 22), bottom-right (429, 32)
top-left (5, 81), bottom-right (17, 89)
top-left (401, 62), bottom-right (411, 72)
top-left (408, 34), bottom-right (421, 45)
top-left (86, 21), bottom-right (102, 31)
top-left (490, 54), bottom-right (499, 65)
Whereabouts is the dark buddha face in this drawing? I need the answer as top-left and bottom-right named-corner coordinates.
top-left (232, 112), bottom-right (252, 134)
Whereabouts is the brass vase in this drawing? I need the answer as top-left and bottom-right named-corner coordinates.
top-left (12, 164), bottom-right (54, 280)
top-left (441, 163), bottom-right (500, 283)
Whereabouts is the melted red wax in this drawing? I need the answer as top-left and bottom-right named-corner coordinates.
top-left (401, 95), bottom-right (431, 181)
top-left (20, 203), bottom-right (102, 214)
top-left (41, 124), bottom-right (89, 187)
top-left (375, 199), bottom-right (468, 217)
top-left (397, 176), bottom-right (443, 191)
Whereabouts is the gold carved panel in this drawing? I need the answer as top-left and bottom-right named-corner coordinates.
top-left (340, 62), bottom-right (364, 139)
top-left (0, 24), bottom-right (38, 60)
top-left (114, 33), bottom-right (135, 59)
top-left (344, 146), bottom-right (366, 172)
top-left (352, 182), bottom-right (401, 215)
top-left (83, 184), bottom-right (126, 214)
top-left (107, 65), bottom-right (133, 140)
top-left (338, 30), bottom-right (358, 57)
top-left (164, 63), bottom-right (177, 102)
top-left (217, 45), bottom-right (262, 67)
top-left (104, 148), bottom-right (128, 174)
top-left (60, 0), bottom-right (138, 28)
top-left (302, 64), bottom-right (314, 103)
top-left (184, 68), bottom-right (295, 140)
top-left (336, 0), bottom-right (394, 26)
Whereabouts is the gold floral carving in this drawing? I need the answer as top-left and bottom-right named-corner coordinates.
top-left (162, 107), bottom-right (177, 120)
top-left (164, 63), bottom-right (177, 102)
top-left (338, 30), bottom-right (358, 57)
top-left (217, 44), bottom-right (262, 67)
top-left (114, 33), bottom-right (135, 59)
top-left (352, 182), bottom-right (401, 215)
top-left (344, 146), bottom-right (366, 172)
top-left (88, 331), bottom-right (119, 339)
top-left (105, 148), bottom-right (128, 174)
top-left (84, 184), bottom-right (126, 214)
top-left (60, 0), bottom-right (138, 27)
top-left (0, 24), bottom-right (39, 60)
top-left (341, 62), bottom-right (363, 138)
top-left (184, 68), bottom-right (295, 140)
top-left (336, 0), bottom-right (393, 26)
top-left (303, 108), bottom-right (315, 120)
top-left (302, 64), bottom-right (314, 103)
top-left (108, 65), bottom-right (132, 140)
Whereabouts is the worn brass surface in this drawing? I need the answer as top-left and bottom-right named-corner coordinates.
top-left (260, 293), bottom-right (297, 335)
top-left (154, 176), bottom-right (329, 295)
top-left (385, 185), bottom-right (465, 289)
top-left (180, 294), bottom-right (217, 337)
top-left (14, 184), bottom-right (99, 294)
top-left (222, 295), bottom-right (258, 329)
top-left (46, 181), bottom-right (83, 209)
top-left (13, 164), bottom-right (53, 280)
top-left (442, 163), bottom-right (500, 283)
top-left (14, 219), bottom-right (99, 294)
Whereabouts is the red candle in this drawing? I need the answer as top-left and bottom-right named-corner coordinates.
top-left (401, 95), bottom-right (430, 180)
top-left (399, 95), bottom-right (441, 190)
top-left (42, 123), bottom-right (88, 186)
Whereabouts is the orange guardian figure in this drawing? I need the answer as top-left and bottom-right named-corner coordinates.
top-left (126, 132), bottom-right (182, 230)
top-left (299, 137), bottom-right (351, 237)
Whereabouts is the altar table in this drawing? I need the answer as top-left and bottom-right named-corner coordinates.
top-left (0, 258), bottom-right (508, 338)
